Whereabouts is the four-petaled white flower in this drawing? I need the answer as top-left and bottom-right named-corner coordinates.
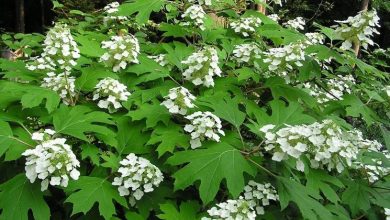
top-left (93, 77), bottom-right (131, 112)
top-left (184, 111), bottom-right (225, 149)
top-left (112, 153), bottom-right (163, 206)
top-left (100, 34), bottom-right (140, 72)
top-left (161, 87), bottom-right (196, 115)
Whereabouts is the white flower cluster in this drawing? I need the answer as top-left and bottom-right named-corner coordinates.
top-left (305, 32), bottom-right (325, 45)
top-left (184, 111), bottom-right (225, 149)
top-left (268, 14), bottom-right (280, 22)
top-left (93, 77), bottom-right (131, 111)
top-left (270, 0), bottom-right (284, 6)
top-left (283, 17), bottom-right (305, 31)
top-left (41, 72), bottom-right (76, 105)
top-left (230, 16), bottom-right (262, 37)
top-left (202, 181), bottom-right (278, 220)
top-left (26, 23), bottom-right (80, 72)
top-left (260, 120), bottom-right (380, 173)
top-left (100, 34), bottom-right (140, 72)
top-left (161, 87), bottom-right (196, 115)
top-left (187, 0), bottom-right (212, 5)
top-left (112, 153), bottom-right (163, 205)
top-left (22, 129), bottom-right (80, 191)
top-left (334, 10), bottom-right (380, 50)
top-left (181, 5), bottom-right (206, 31)
top-left (103, 2), bottom-right (128, 25)
top-left (385, 208), bottom-right (390, 220)
top-left (182, 47), bottom-right (221, 87)
top-left (202, 198), bottom-right (257, 220)
top-left (303, 75), bottom-right (355, 103)
top-left (263, 42), bottom-right (306, 82)
top-left (147, 54), bottom-right (169, 67)
top-left (354, 150), bottom-right (390, 183)
top-left (232, 43), bottom-right (262, 64)
top-left (242, 181), bottom-right (279, 215)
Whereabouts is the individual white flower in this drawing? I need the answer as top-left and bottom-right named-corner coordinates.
top-left (182, 47), bottom-right (221, 87)
top-left (242, 181), bottom-right (279, 215)
top-left (305, 32), bottom-right (325, 45)
top-left (112, 153), bottom-right (163, 205)
top-left (230, 16), bottom-right (262, 37)
top-left (103, 2), bottom-right (128, 25)
top-left (26, 23), bottom-right (80, 72)
top-left (161, 87), bottom-right (196, 115)
top-left (334, 10), bottom-right (380, 50)
top-left (268, 14), bottom-right (280, 22)
top-left (93, 77), bottom-right (131, 112)
top-left (41, 72), bottom-right (76, 105)
top-left (202, 197), bottom-right (257, 220)
top-left (100, 34), bottom-right (140, 72)
top-left (181, 5), bottom-right (206, 31)
top-left (22, 133), bottom-right (80, 191)
top-left (302, 75), bottom-right (356, 103)
top-left (184, 111), bottom-right (225, 149)
top-left (232, 43), bottom-right (262, 64)
top-left (262, 42), bottom-right (306, 82)
top-left (260, 120), bottom-right (382, 173)
top-left (283, 17), bottom-right (305, 31)
top-left (384, 85), bottom-right (390, 97)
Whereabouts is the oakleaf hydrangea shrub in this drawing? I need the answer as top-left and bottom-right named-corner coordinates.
top-left (0, 0), bottom-right (389, 220)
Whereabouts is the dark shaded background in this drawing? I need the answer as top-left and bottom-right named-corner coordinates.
top-left (0, 0), bottom-right (389, 48)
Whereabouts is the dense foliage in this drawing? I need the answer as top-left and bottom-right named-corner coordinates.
top-left (0, 0), bottom-right (390, 219)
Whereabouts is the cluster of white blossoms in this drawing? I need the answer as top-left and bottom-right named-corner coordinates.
top-left (232, 43), bottom-right (262, 64)
top-left (161, 87), bottom-right (196, 115)
top-left (202, 197), bottom-right (257, 220)
top-left (385, 208), bottom-right (390, 220)
top-left (181, 5), bottom-right (206, 31)
top-left (41, 72), bottom-right (76, 105)
top-left (112, 153), bottom-right (163, 205)
top-left (303, 75), bottom-right (356, 103)
top-left (22, 129), bottom-right (80, 191)
top-left (230, 16), bottom-right (262, 37)
top-left (268, 14), bottom-right (280, 22)
top-left (263, 42), bottom-right (306, 82)
top-left (187, 0), bottom-right (212, 5)
top-left (202, 181), bottom-right (278, 220)
top-left (27, 23), bottom-right (80, 72)
top-left (184, 111), bottom-right (225, 149)
top-left (100, 34), bottom-right (140, 72)
top-left (283, 17), bottom-right (306, 31)
top-left (103, 2), bottom-right (128, 25)
top-left (334, 10), bottom-right (380, 50)
top-left (305, 32), bottom-right (325, 45)
top-left (260, 120), bottom-right (383, 173)
top-left (354, 150), bottom-right (390, 183)
top-left (242, 181), bottom-right (279, 215)
top-left (93, 77), bottom-right (131, 111)
top-left (147, 54), bottom-right (170, 67)
top-left (182, 47), bottom-right (221, 87)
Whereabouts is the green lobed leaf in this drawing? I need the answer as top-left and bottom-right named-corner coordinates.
top-left (127, 102), bottom-right (170, 128)
top-left (118, 0), bottom-right (166, 24)
top-left (157, 201), bottom-right (200, 220)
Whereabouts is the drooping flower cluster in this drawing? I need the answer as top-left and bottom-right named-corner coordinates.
top-left (202, 197), bottom-right (257, 220)
top-left (93, 77), bottom-right (131, 111)
top-left (112, 153), bottom-right (163, 205)
top-left (181, 5), bottom-right (206, 31)
top-left (232, 43), bottom-right (262, 64)
top-left (230, 16), bottom-right (262, 37)
top-left (263, 42), bottom-right (306, 82)
top-left (283, 17), bottom-right (305, 31)
top-left (305, 32), bottom-right (325, 45)
top-left (303, 75), bottom-right (355, 103)
top-left (242, 181), bottom-right (279, 215)
top-left (100, 34), bottom-right (140, 72)
top-left (182, 47), bottom-right (222, 87)
top-left (184, 111), bottom-right (225, 149)
top-left (334, 10), bottom-right (380, 50)
top-left (22, 129), bottom-right (80, 191)
top-left (260, 120), bottom-right (382, 173)
top-left (41, 72), bottom-right (76, 105)
top-left (26, 23), bottom-right (80, 72)
top-left (161, 87), bottom-right (196, 115)
top-left (202, 181), bottom-right (279, 220)
top-left (103, 2), bottom-right (128, 25)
